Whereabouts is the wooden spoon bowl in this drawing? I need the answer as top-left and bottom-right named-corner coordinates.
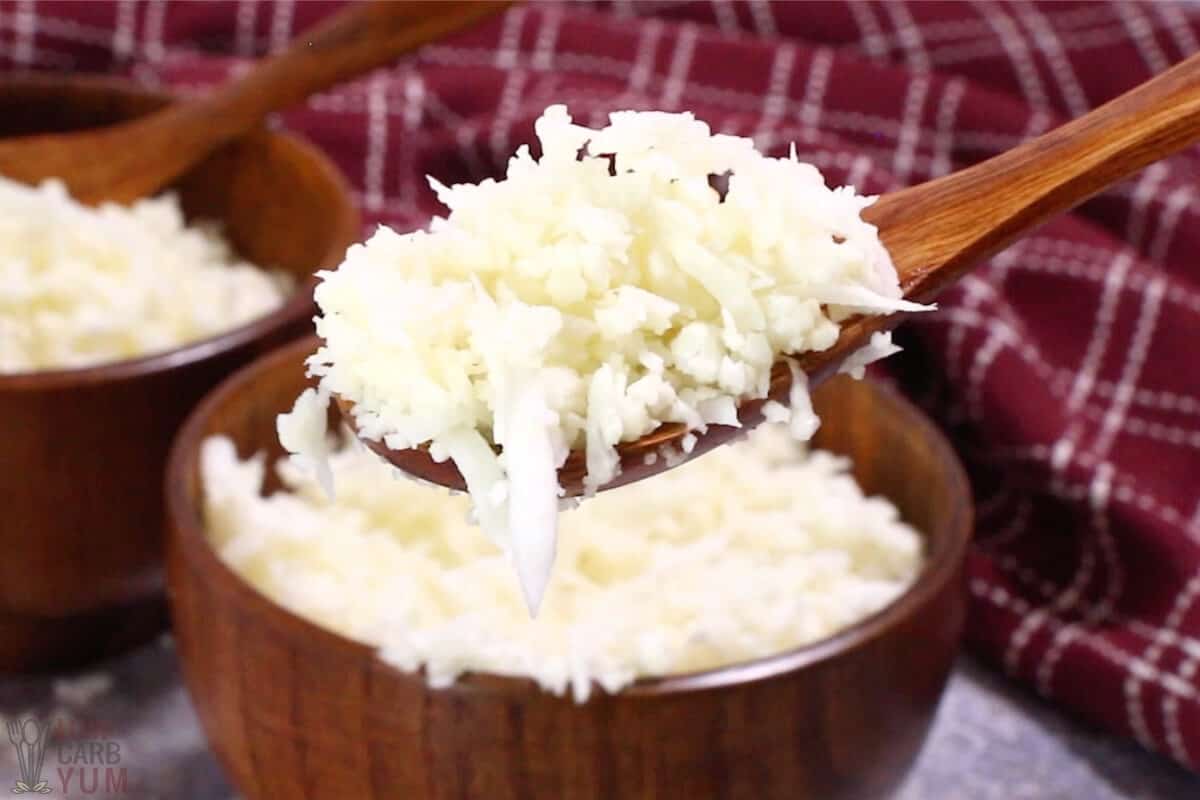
top-left (166, 335), bottom-right (972, 800)
top-left (0, 76), bottom-right (359, 673)
top-left (360, 50), bottom-right (1200, 496)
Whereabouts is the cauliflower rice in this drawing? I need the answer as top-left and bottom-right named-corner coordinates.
top-left (203, 424), bottom-right (923, 702)
top-left (0, 177), bottom-right (288, 372)
top-left (281, 105), bottom-right (928, 613)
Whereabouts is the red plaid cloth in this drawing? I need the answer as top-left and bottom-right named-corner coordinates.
top-left (7, 0), bottom-right (1200, 770)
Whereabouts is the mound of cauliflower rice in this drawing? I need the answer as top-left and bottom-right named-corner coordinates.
top-left (280, 105), bottom-right (927, 613)
top-left (203, 424), bottom-right (923, 702)
top-left (0, 177), bottom-right (288, 372)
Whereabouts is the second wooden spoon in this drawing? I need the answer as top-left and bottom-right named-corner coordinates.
top-left (0, 0), bottom-right (509, 205)
top-left (350, 51), bottom-right (1200, 497)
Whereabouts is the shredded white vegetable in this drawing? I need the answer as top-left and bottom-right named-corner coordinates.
top-left (280, 105), bottom-right (930, 613)
top-left (0, 178), bottom-right (288, 372)
top-left (203, 424), bottom-right (924, 701)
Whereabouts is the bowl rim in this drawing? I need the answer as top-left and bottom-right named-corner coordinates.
top-left (166, 336), bottom-right (973, 699)
top-left (0, 73), bottom-right (359, 390)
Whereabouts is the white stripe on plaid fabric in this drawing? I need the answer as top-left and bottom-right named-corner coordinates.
top-left (1037, 463), bottom-right (1122, 698)
top-left (931, 76), bottom-right (967, 176)
top-left (797, 47), bottom-right (833, 145)
top-left (747, 0), bottom-right (776, 38)
top-left (143, 0), bottom-right (166, 64)
top-left (974, 579), bottom-right (1199, 702)
top-left (488, 69), bottom-right (528, 163)
top-left (1013, 0), bottom-right (1090, 116)
top-left (946, 276), bottom-right (993, 388)
top-left (969, 0), bottom-right (1049, 108)
top-left (532, 4), bottom-right (563, 71)
top-left (267, 0), bottom-right (293, 54)
top-left (754, 41), bottom-right (796, 147)
top-left (709, 0), bottom-right (738, 35)
top-left (363, 73), bottom-right (389, 212)
top-left (1157, 1), bottom-right (1200, 60)
top-left (993, 552), bottom-right (1200, 657)
top-left (12, 0), bottom-right (35, 66)
top-left (883, 0), bottom-right (932, 71)
top-left (1166, 644), bottom-right (1200, 767)
top-left (1148, 185), bottom-right (1196, 265)
top-left (987, 444), bottom-right (1200, 543)
top-left (487, 5), bottom-right (530, 161)
top-left (1126, 162), bottom-right (1171, 250)
top-left (921, 318), bottom-right (1200, 472)
top-left (892, 74), bottom-right (930, 183)
top-left (1117, 0), bottom-right (1171, 74)
top-left (112, 0), bottom-right (137, 63)
top-left (397, 72), bottom-right (425, 207)
top-left (660, 21), bottom-right (698, 110)
top-left (964, 314), bottom-right (1011, 423)
top-left (1087, 278), bottom-right (1166, 460)
top-left (1066, 253), bottom-right (1133, 414)
top-left (493, 3), bottom-right (525, 70)
top-left (1149, 568), bottom-right (1200, 767)
top-left (235, 0), bottom-right (259, 58)
top-left (847, 1), bottom-right (888, 62)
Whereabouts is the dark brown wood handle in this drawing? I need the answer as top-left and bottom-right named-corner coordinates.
top-left (181, 0), bottom-right (511, 140)
top-left (867, 51), bottom-right (1200, 302)
top-left (20, 0), bottom-right (511, 204)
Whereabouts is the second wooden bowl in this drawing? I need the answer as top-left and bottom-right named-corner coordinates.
top-left (0, 76), bottom-right (359, 672)
top-left (166, 336), bottom-right (972, 800)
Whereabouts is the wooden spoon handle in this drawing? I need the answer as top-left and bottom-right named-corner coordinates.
top-left (35, 0), bottom-right (509, 204)
top-left (179, 0), bottom-right (510, 142)
top-left (867, 52), bottom-right (1200, 302)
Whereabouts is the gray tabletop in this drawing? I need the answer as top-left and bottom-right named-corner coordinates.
top-left (1, 640), bottom-right (1197, 799)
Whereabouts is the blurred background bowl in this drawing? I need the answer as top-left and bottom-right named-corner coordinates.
top-left (166, 336), bottom-right (972, 800)
top-left (0, 75), bottom-right (359, 672)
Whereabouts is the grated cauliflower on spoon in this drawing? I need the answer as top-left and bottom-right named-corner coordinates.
top-left (278, 105), bottom-right (929, 614)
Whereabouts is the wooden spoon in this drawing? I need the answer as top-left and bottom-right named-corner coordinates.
top-left (346, 51), bottom-right (1200, 496)
top-left (0, 0), bottom-right (509, 205)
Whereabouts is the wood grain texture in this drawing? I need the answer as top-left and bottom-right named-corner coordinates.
top-left (0, 77), bottom-right (359, 672)
top-left (0, 0), bottom-right (508, 205)
top-left (369, 50), bottom-right (1200, 497)
top-left (167, 336), bottom-right (972, 800)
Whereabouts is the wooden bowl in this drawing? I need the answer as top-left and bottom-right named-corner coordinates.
top-left (166, 336), bottom-right (972, 800)
top-left (0, 76), bottom-right (359, 672)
